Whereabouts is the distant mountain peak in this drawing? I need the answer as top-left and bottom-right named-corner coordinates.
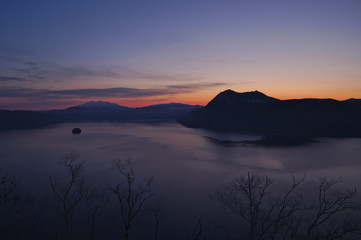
top-left (216, 89), bottom-right (271, 99)
top-left (67, 100), bottom-right (129, 111)
top-left (178, 90), bottom-right (361, 141)
top-left (221, 89), bottom-right (261, 94)
top-left (206, 89), bottom-right (279, 109)
top-left (345, 98), bottom-right (361, 102)
top-left (221, 89), bottom-right (237, 94)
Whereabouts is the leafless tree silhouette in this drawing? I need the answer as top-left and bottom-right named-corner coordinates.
top-left (153, 198), bottom-right (165, 240)
top-left (306, 177), bottom-right (361, 239)
top-left (0, 174), bottom-right (18, 207)
top-left (186, 218), bottom-right (204, 240)
top-left (49, 151), bottom-right (85, 240)
top-left (0, 174), bottom-right (20, 238)
top-left (109, 158), bottom-right (155, 240)
top-left (212, 172), bottom-right (361, 240)
top-left (83, 186), bottom-right (108, 240)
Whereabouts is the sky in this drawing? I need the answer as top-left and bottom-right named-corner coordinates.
top-left (1, 0), bottom-right (361, 110)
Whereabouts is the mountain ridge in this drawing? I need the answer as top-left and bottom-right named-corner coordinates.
top-left (2, 90), bottom-right (361, 142)
top-left (0, 101), bottom-right (202, 130)
top-left (178, 89), bottom-right (361, 144)
top-left (206, 89), bottom-right (279, 109)
top-left (66, 100), bottom-right (130, 111)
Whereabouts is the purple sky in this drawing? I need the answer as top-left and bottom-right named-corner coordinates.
top-left (1, 0), bottom-right (361, 109)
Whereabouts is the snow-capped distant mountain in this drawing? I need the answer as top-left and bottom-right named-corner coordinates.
top-left (66, 101), bottom-right (130, 111)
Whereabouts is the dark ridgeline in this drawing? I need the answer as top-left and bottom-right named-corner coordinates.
top-left (66, 100), bottom-right (130, 111)
top-left (0, 101), bottom-right (202, 130)
top-left (57, 102), bottom-right (202, 122)
top-left (345, 98), bottom-right (361, 108)
top-left (0, 110), bottom-right (61, 129)
top-left (2, 92), bottom-right (361, 144)
top-left (178, 89), bottom-right (361, 144)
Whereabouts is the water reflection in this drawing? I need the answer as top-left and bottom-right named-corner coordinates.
top-left (2, 122), bottom-right (361, 191)
top-left (1, 122), bottom-right (361, 239)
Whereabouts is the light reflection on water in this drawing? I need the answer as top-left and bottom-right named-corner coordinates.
top-left (1, 122), bottom-right (361, 238)
top-left (2, 122), bottom-right (361, 193)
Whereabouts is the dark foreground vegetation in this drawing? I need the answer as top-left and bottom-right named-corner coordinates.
top-left (1, 152), bottom-right (361, 240)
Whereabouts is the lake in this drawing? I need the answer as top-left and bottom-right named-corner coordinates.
top-left (1, 122), bottom-right (361, 239)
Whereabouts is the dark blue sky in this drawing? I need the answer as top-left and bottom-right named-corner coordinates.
top-left (1, 0), bottom-right (361, 109)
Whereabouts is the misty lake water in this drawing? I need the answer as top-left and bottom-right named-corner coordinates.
top-left (1, 121), bottom-right (361, 239)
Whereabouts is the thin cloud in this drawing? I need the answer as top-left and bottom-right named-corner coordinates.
top-left (46, 87), bottom-right (172, 98)
top-left (0, 82), bottom-right (226, 109)
top-left (0, 76), bottom-right (26, 82)
top-left (0, 87), bottom-right (39, 97)
top-left (0, 86), bottom-right (166, 99)
top-left (167, 82), bottom-right (225, 90)
top-left (1, 57), bottom-right (200, 82)
top-left (0, 82), bottom-right (224, 100)
top-left (46, 65), bottom-right (200, 82)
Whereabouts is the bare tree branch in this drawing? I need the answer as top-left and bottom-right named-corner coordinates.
top-left (109, 158), bottom-right (155, 240)
top-left (0, 173), bottom-right (18, 207)
top-left (49, 151), bottom-right (85, 240)
top-left (213, 173), bottom-right (361, 240)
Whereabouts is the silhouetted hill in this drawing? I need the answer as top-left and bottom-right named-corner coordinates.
top-left (178, 90), bottom-right (361, 143)
top-left (0, 102), bottom-right (201, 130)
top-left (345, 98), bottom-right (361, 108)
top-left (0, 110), bottom-right (60, 129)
top-left (121, 103), bottom-right (202, 121)
top-left (50, 102), bottom-right (201, 122)
top-left (206, 89), bottom-right (279, 110)
top-left (66, 100), bottom-right (130, 111)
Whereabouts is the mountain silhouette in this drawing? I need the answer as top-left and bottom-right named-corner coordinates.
top-left (51, 102), bottom-right (201, 123)
top-left (0, 102), bottom-right (201, 130)
top-left (178, 90), bottom-right (361, 144)
top-left (0, 110), bottom-right (60, 129)
top-left (206, 89), bottom-right (279, 110)
top-left (66, 100), bottom-right (130, 111)
top-left (345, 98), bottom-right (361, 108)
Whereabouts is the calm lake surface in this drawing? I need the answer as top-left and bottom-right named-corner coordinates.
top-left (1, 121), bottom-right (361, 238)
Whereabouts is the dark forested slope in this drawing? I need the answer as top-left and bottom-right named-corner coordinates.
top-left (178, 90), bottom-right (361, 139)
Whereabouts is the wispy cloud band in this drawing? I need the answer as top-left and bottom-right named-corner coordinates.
top-left (0, 82), bottom-right (224, 99)
top-left (0, 76), bottom-right (26, 82)
top-left (0, 56), bottom-right (201, 83)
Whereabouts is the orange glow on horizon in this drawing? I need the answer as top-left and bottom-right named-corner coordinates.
top-left (1, 87), bottom-right (360, 111)
top-left (266, 89), bottom-right (361, 101)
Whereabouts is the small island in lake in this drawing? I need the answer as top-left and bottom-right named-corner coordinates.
top-left (72, 128), bottom-right (81, 134)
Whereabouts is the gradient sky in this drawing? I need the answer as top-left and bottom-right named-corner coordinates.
top-left (1, 0), bottom-right (361, 110)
